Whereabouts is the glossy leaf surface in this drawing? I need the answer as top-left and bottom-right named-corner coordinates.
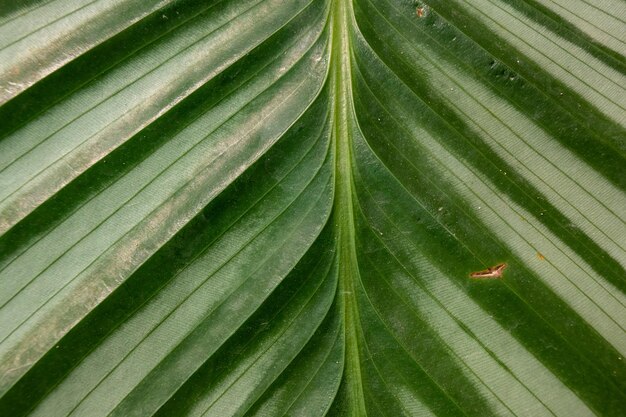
top-left (0, 0), bottom-right (625, 416)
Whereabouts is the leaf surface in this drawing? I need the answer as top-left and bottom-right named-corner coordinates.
top-left (0, 0), bottom-right (625, 416)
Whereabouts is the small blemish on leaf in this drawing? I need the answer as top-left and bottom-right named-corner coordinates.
top-left (470, 263), bottom-right (507, 279)
top-left (537, 252), bottom-right (545, 261)
top-left (414, 2), bottom-right (428, 18)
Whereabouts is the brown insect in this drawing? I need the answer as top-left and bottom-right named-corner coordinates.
top-left (470, 263), bottom-right (507, 279)
top-left (416, 7), bottom-right (425, 17)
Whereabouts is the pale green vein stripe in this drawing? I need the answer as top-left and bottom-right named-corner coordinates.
top-left (473, 0), bottom-right (626, 92)
top-left (552, 0), bottom-right (626, 23)
top-left (0, 0), bottom-right (258, 172)
top-left (0, 0), bottom-right (57, 27)
top-left (529, 0), bottom-right (626, 54)
top-left (0, 0), bottom-right (174, 104)
top-left (452, 0), bottom-right (626, 126)
top-left (394, 387), bottom-right (438, 417)
top-left (0, 0), bottom-right (321, 235)
top-left (0, 77), bottom-right (314, 344)
top-left (361, 52), bottom-right (626, 314)
top-left (577, 0), bottom-right (626, 23)
top-left (0, 0), bottom-right (102, 50)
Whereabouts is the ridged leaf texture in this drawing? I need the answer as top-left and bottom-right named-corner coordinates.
top-left (0, 0), bottom-right (625, 416)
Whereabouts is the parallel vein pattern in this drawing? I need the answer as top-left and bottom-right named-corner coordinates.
top-left (0, 0), bottom-right (624, 416)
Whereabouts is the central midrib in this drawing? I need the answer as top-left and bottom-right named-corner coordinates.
top-left (330, 0), bottom-right (367, 415)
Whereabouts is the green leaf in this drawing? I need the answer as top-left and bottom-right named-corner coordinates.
top-left (1, 0), bottom-right (625, 415)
